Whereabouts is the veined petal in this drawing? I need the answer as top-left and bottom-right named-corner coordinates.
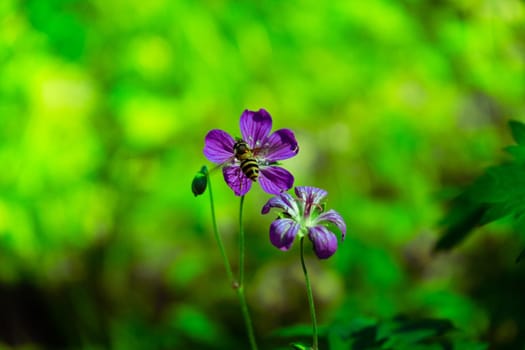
top-left (270, 218), bottom-right (300, 251)
top-left (258, 128), bottom-right (299, 162)
top-left (295, 186), bottom-right (328, 206)
top-left (316, 209), bottom-right (347, 240)
top-left (261, 192), bottom-right (300, 217)
top-left (204, 129), bottom-right (235, 164)
top-left (308, 225), bottom-right (338, 259)
top-left (240, 109), bottom-right (272, 149)
top-left (259, 166), bottom-right (294, 195)
top-left (223, 165), bottom-right (252, 196)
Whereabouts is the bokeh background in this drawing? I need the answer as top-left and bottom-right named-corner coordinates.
top-left (1, 0), bottom-right (525, 349)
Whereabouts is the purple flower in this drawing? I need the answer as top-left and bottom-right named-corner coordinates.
top-left (262, 186), bottom-right (346, 259)
top-left (203, 109), bottom-right (299, 196)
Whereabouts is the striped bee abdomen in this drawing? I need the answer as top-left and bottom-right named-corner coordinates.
top-left (234, 139), bottom-right (259, 182)
top-left (240, 158), bottom-right (259, 181)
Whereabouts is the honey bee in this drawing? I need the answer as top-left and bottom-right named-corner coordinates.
top-left (233, 139), bottom-right (259, 181)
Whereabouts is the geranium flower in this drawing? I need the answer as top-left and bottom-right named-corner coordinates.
top-left (203, 108), bottom-right (299, 196)
top-left (262, 186), bottom-right (346, 259)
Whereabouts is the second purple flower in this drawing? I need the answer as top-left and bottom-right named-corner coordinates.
top-left (203, 109), bottom-right (299, 196)
top-left (262, 186), bottom-right (346, 259)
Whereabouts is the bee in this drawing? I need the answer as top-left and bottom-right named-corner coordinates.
top-left (233, 139), bottom-right (259, 181)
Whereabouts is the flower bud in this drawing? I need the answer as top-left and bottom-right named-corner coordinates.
top-left (192, 166), bottom-right (208, 196)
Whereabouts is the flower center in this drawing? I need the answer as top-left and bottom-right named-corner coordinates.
top-left (299, 201), bottom-right (321, 229)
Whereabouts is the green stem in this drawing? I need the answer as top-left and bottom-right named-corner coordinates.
top-left (300, 236), bottom-right (318, 350)
top-left (236, 285), bottom-right (258, 350)
top-left (206, 171), bottom-right (234, 285)
top-left (206, 180), bottom-right (257, 350)
top-left (237, 195), bottom-right (258, 350)
top-left (239, 195), bottom-right (246, 286)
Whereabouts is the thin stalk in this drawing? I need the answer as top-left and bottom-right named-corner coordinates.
top-left (300, 236), bottom-right (318, 350)
top-left (239, 195), bottom-right (246, 285)
top-left (236, 285), bottom-right (258, 350)
top-left (206, 172), bottom-right (234, 285)
top-left (237, 195), bottom-right (258, 350)
top-left (205, 177), bottom-right (257, 350)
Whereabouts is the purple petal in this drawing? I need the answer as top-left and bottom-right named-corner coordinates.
top-left (261, 192), bottom-right (300, 217)
top-left (308, 225), bottom-right (338, 259)
top-left (204, 129), bottom-right (235, 164)
top-left (270, 218), bottom-right (300, 251)
top-left (240, 109), bottom-right (272, 149)
top-left (257, 128), bottom-right (299, 162)
top-left (223, 165), bottom-right (252, 196)
top-left (295, 186), bottom-right (328, 206)
top-left (316, 209), bottom-right (347, 240)
top-left (258, 166), bottom-right (294, 195)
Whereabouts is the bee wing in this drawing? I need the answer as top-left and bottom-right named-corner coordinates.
top-left (208, 155), bottom-right (236, 175)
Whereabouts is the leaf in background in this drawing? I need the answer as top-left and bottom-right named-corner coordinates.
top-left (327, 316), bottom-right (485, 350)
top-left (271, 324), bottom-right (329, 349)
top-left (289, 342), bottom-right (311, 350)
top-left (392, 315), bottom-right (455, 336)
top-left (434, 196), bottom-right (488, 251)
top-left (504, 145), bottom-right (525, 162)
top-left (380, 316), bottom-right (454, 349)
top-left (508, 120), bottom-right (525, 146)
top-left (271, 324), bottom-right (321, 338)
top-left (516, 248), bottom-right (525, 263)
top-left (326, 317), bottom-right (379, 350)
top-left (435, 121), bottom-right (525, 256)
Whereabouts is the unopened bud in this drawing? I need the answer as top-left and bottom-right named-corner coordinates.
top-left (192, 166), bottom-right (208, 196)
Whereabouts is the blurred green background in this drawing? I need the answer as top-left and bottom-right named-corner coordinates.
top-left (1, 0), bottom-right (525, 349)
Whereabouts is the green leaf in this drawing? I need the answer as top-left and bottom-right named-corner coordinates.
top-left (434, 199), bottom-right (487, 251)
top-left (327, 317), bottom-right (378, 350)
top-left (272, 324), bottom-right (317, 338)
top-left (329, 316), bottom-right (484, 350)
top-left (516, 248), bottom-right (525, 263)
top-left (452, 342), bottom-right (489, 350)
top-left (392, 316), bottom-right (455, 336)
top-left (289, 342), bottom-right (311, 350)
top-left (437, 120), bottom-right (525, 252)
top-left (383, 329), bottom-right (438, 348)
top-left (436, 162), bottom-right (525, 251)
top-left (509, 120), bottom-right (525, 145)
top-left (478, 201), bottom-right (513, 226)
top-left (504, 145), bottom-right (525, 162)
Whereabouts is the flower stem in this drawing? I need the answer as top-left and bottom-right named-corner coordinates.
top-left (206, 170), bottom-right (234, 284)
top-left (238, 195), bottom-right (258, 350)
top-left (236, 285), bottom-right (258, 350)
top-left (205, 176), bottom-right (257, 350)
top-left (239, 195), bottom-right (246, 286)
top-left (300, 236), bottom-right (318, 350)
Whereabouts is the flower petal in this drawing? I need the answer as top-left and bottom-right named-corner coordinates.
top-left (204, 129), bottom-right (235, 164)
top-left (259, 166), bottom-right (294, 195)
top-left (257, 128), bottom-right (299, 162)
top-left (316, 209), bottom-right (347, 240)
top-left (295, 186), bottom-right (328, 206)
top-left (261, 192), bottom-right (300, 217)
top-left (240, 109), bottom-right (272, 149)
top-left (223, 165), bottom-right (252, 196)
top-left (308, 225), bottom-right (338, 259)
top-left (270, 218), bottom-right (300, 251)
